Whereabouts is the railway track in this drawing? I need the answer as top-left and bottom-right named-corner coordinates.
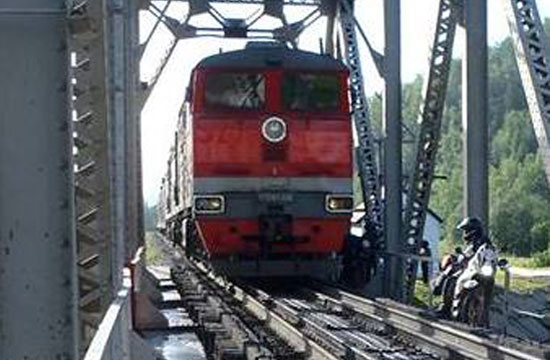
top-left (297, 284), bottom-right (547, 360)
top-left (170, 257), bottom-right (547, 360)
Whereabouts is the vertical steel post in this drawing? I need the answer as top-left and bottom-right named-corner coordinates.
top-left (503, 267), bottom-right (511, 335)
top-left (126, 0), bottom-right (144, 257)
top-left (0, 1), bottom-right (78, 358)
top-left (110, 0), bottom-right (128, 290)
top-left (383, 0), bottom-right (403, 300)
top-left (463, 0), bottom-right (489, 225)
top-left (324, 0), bottom-right (336, 56)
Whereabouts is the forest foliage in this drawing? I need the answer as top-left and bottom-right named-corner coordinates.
top-left (368, 20), bottom-right (550, 260)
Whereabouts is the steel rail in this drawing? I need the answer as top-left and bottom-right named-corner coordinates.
top-left (307, 284), bottom-right (544, 360)
top-left (188, 259), bottom-right (437, 360)
top-left (183, 260), bottom-right (339, 360)
top-left (182, 255), bottom-right (540, 360)
top-left (250, 289), bottom-right (383, 360)
top-left (168, 236), bottom-right (542, 360)
top-left (172, 264), bottom-right (277, 359)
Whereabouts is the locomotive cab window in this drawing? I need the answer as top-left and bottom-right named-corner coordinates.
top-left (283, 73), bottom-right (340, 112)
top-left (205, 72), bottom-right (265, 110)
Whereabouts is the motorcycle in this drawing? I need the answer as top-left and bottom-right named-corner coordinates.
top-left (453, 254), bottom-right (508, 327)
top-left (431, 248), bottom-right (465, 319)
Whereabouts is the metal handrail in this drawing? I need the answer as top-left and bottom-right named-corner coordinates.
top-left (83, 270), bottom-right (131, 360)
top-left (84, 246), bottom-right (145, 360)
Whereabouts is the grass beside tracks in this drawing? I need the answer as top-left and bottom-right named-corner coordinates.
top-left (494, 269), bottom-right (550, 293)
top-left (145, 231), bottom-right (164, 266)
top-left (413, 280), bottom-right (440, 309)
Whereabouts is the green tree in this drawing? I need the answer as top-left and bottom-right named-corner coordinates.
top-left (364, 22), bottom-right (550, 256)
top-left (425, 22), bottom-right (550, 254)
top-left (491, 110), bottom-right (537, 163)
top-left (490, 155), bottom-right (550, 255)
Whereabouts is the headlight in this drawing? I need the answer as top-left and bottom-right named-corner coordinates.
top-left (194, 195), bottom-right (225, 214)
top-left (262, 116), bottom-right (287, 143)
top-left (325, 194), bottom-right (354, 213)
top-left (480, 264), bottom-right (494, 277)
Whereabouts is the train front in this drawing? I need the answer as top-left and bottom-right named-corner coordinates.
top-left (190, 44), bottom-right (353, 279)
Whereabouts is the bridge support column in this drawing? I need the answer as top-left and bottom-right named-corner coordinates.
top-left (383, 0), bottom-right (403, 300)
top-left (0, 1), bottom-right (78, 358)
top-left (463, 0), bottom-right (489, 226)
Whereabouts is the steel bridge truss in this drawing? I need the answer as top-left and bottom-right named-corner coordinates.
top-left (70, 1), bottom-right (115, 350)
top-left (69, 0), bottom-right (142, 353)
top-left (336, 0), bottom-right (384, 237)
top-left (402, 0), bottom-right (460, 302)
top-left (140, 0), bottom-right (335, 106)
top-left (503, 0), bottom-right (550, 186)
top-left (402, 0), bottom-right (550, 301)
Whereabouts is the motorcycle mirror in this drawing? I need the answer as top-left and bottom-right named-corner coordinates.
top-left (497, 258), bottom-right (509, 268)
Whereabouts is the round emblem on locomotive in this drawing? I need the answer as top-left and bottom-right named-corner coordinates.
top-left (261, 116), bottom-right (287, 143)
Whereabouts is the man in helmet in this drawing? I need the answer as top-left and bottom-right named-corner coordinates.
top-left (451, 217), bottom-right (497, 322)
top-left (457, 217), bottom-right (487, 258)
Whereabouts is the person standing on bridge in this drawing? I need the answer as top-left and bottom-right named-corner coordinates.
top-left (450, 217), bottom-right (497, 324)
top-left (419, 240), bottom-right (432, 284)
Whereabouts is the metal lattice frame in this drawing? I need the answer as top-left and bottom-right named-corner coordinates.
top-left (338, 0), bottom-right (383, 233)
top-left (503, 0), bottom-right (550, 187)
top-left (70, 0), bottom-right (142, 353)
top-left (70, 0), bottom-right (114, 350)
top-left (402, 0), bottom-right (459, 301)
top-left (140, 0), bottom-right (328, 107)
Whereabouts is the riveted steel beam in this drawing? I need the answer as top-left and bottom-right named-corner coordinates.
top-left (383, 0), bottom-right (403, 301)
top-left (338, 0), bottom-right (383, 237)
top-left (0, 1), bottom-right (78, 357)
top-left (503, 0), bottom-right (550, 188)
top-left (402, 0), bottom-right (459, 303)
top-left (70, 0), bottom-right (142, 353)
top-left (69, 0), bottom-right (115, 352)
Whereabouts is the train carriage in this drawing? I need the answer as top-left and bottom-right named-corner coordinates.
top-left (160, 42), bottom-right (354, 279)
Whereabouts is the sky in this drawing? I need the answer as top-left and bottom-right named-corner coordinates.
top-left (140, 0), bottom-right (550, 204)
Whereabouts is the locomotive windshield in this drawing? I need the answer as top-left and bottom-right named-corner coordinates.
top-left (283, 73), bottom-right (340, 112)
top-left (205, 72), bottom-right (265, 110)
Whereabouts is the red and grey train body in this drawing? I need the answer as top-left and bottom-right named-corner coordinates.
top-left (160, 43), bottom-right (354, 279)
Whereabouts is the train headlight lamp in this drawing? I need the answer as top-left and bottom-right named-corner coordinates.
top-left (262, 116), bottom-right (287, 143)
top-left (194, 195), bottom-right (225, 214)
top-left (325, 195), bottom-right (354, 213)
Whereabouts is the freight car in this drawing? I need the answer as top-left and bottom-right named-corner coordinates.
top-left (157, 42), bottom-right (354, 279)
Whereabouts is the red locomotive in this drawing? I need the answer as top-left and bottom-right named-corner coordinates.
top-left (158, 42), bottom-right (353, 279)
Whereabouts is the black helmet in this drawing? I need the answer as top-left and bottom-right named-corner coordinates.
top-left (457, 217), bottom-right (483, 243)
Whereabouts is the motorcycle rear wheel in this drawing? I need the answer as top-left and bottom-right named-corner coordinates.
top-left (459, 283), bottom-right (492, 327)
